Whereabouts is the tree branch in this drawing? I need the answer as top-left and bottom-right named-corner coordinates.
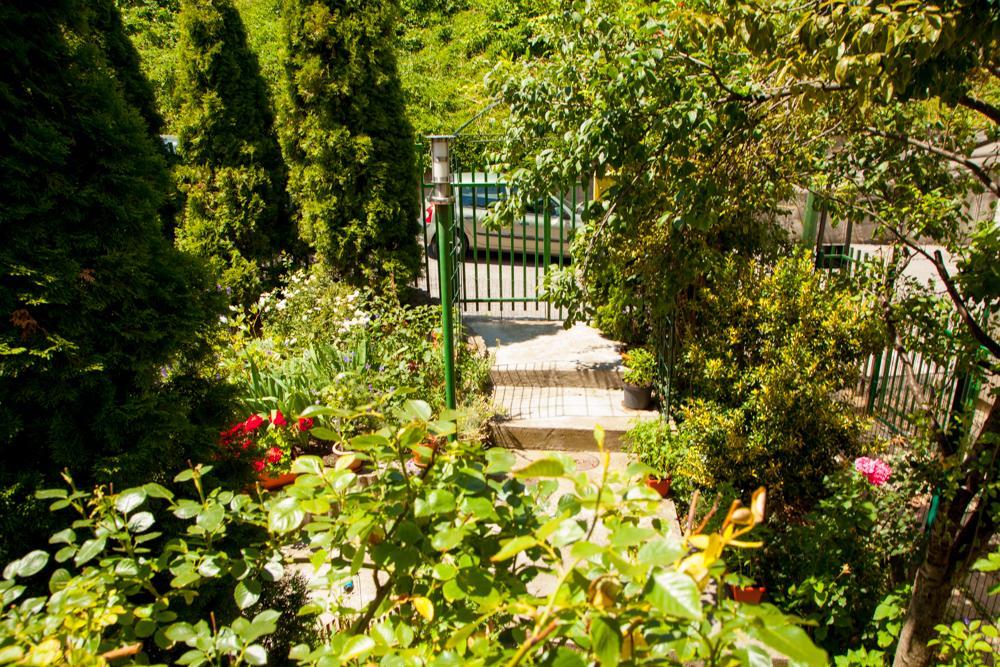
top-left (931, 250), bottom-right (1000, 360)
top-left (958, 94), bottom-right (1000, 125)
top-left (865, 127), bottom-right (1000, 198)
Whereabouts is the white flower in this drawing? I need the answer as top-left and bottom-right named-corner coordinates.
top-left (276, 299), bottom-right (287, 311)
top-left (219, 315), bottom-right (228, 324)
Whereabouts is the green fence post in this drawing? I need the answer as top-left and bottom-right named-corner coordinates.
top-left (429, 135), bottom-right (457, 411)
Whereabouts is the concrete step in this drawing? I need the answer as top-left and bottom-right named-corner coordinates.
top-left (466, 317), bottom-right (624, 388)
top-left (491, 385), bottom-right (658, 451)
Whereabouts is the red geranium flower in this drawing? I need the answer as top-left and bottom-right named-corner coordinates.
top-left (297, 417), bottom-right (314, 432)
top-left (253, 459), bottom-right (266, 472)
top-left (241, 439), bottom-right (253, 450)
top-left (243, 414), bottom-right (265, 432)
top-left (267, 447), bottom-right (283, 464)
top-left (272, 410), bottom-right (287, 427)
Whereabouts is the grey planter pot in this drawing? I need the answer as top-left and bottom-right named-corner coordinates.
top-left (623, 382), bottom-right (653, 410)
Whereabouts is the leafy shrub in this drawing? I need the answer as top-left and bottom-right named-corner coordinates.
top-left (765, 452), bottom-right (927, 652)
top-left (279, 0), bottom-right (421, 287)
top-left (622, 347), bottom-right (656, 386)
top-left (218, 267), bottom-right (491, 436)
top-left (673, 252), bottom-right (885, 510)
top-left (0, 414), bottom-right (828, 665)
top-left (173, 0), bottom-right (294, 306)
top-left (623, 418), bottom-right (708, 500)
top-left (928, 620), bottom-right (1000, 666)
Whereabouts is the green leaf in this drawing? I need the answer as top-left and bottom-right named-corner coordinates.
top-left (485, 448), bottom-right (516, 474)
top-left (196, 504), bottom-right (225, 532)
top-left (340, 635), bottom-right (376, 662)
top-left (235, 579), bottom-right (261, 610)
top-left (610, 524), bottom-right (656, 548)
top-left (165, 622), bottom-right (197, 643)
top-left (173, 469), bottom-right (196, 483)
top-left (550, 519), bottom-right (586, 547)
top-left (244, 645), bottom-right (267, 665)
top-left (412, 596), bottom-right (434, 621)
top-left (143, 483), bottom-right (174, 500)
top-left (416, 490), bottom-right (455, 517)
top-left (432, 562), bottom-right (458, 580)
top-left (4, 550), bottom-right (49, 579)
top-left (127, 511), bottom-right (155, 534)
top-left (115, 488), bottom-right (147, 514)
top-left (403, 399), bottom-right (433, 422)
top-left (647, 571), bottom-right (702, 620)
top-left (570, 541), bottom-right (605, 559)
top-left (752, 624), bottom-right (827, 666)
top-left (74, 537), bottom-right (106, 566)
top-left (34, 489), bottom-right (67, 500)
top-left (291, 455), bottom-right (323, 475)
top-left (591, 616), bottom-right (621, 667)
top-left (551, 648), bottom-right (587, 667)
top-left (48, 528), bottom-right (75, 545)
top-left (431, 527), bottom-right (466, 552)
top-left (637, 538), bottom-right (683, 566)
top-left (309, 426), bottom-right (340, 441)
top-left (491, 535), bottom-right (537, 562)
top-left (268, 497), bottom-right (305, 534)
top-left (513, 457), bottom-right (566, 478)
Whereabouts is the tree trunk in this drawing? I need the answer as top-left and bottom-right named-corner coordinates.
top-left (891, 521), bottom-right (956, 667)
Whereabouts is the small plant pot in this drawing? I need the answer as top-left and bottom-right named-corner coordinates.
top-left (258, 472), bottom-right (299, 491)
top-left (729, 585), bottom-right (766, 604)
top-left (331, 442), bottom-right (363, 471)
top-left (645, 475), bottom-right (672, 498)
top-left (623, 382), bottom-right (653, 410)
top-left (411, 436), bottom-right (441, 468)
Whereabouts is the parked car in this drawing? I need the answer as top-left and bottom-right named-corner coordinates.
top-left (426, 173), bottom-right (581, 260)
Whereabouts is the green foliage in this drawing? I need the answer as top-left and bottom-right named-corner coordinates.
top-left (0, 420), bottom-right (827, 665)
top-left (622, 418), bottom-right (708, 498)
top-left (116, 0), bottom-right (182, 127)
top-left (928, 620), bottom-right (1000, 666)
top-left (0, 1), bottom-right (231, 563)
top-left (218, 267), bottom-right (492, 436)
top-left (673, 252), bottom-right (884, 509)
top-left (766, 454), bottom-right (927, 652)
top-left (621, 346), bottom-right (655, 386)
top-left (173, 0), bottom-right (294, 306)
top-left (279, 0), bottom-right (421, 287)
top-left (93, 0), bottom-right (166, 137)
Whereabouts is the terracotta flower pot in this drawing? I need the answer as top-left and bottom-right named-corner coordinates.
top-left (729, 584), bottom-right (766, 604)
top-left (645, 475), bottom-right (672, 498)
top-left (411, 436), bottom-right (441, 468)
top-left (258, 471), bottom-right (299, 491)
top-left (623, 382), bottom-right (653, 410)
top-left (331, 442), bottom-right (363, 471)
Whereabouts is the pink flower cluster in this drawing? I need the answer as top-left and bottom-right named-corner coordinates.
top-left (854, 457), bottom-right (891, 486)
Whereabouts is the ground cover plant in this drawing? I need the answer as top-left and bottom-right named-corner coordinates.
top-left (0, 410), bottom-right (832, 665)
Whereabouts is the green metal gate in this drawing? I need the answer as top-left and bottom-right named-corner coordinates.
top-left (419, 136), bottom-right (588, 320)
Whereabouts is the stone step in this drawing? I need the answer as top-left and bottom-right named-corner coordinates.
top-left (491, 385), bottom-right (658, 451)
top-left (466, 316), bottom-right (624, 388)
top-left (490, 362), bottom-right (623, 389)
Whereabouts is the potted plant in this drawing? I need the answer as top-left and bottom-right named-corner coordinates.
top-left (623, 418), bottom-right (695, 499)
top-left (219, 409), bottom-right (309, 490)
top-left (621, 347), bottom-right (656, 410)
top-left (411, 434), bottom-right (442, 468)
top-left (728, 551), bottom-right (766, 603)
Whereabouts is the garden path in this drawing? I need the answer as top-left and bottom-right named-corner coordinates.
top-left (466, 316), bottom-right (658, 450)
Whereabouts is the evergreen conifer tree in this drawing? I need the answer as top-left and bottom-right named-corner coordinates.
top-left (91, 0), bottom-right (165, 138)
top-left (280, 0), bottom-right (420, 286)
top-left (173, 0), bottom-right (292, 305)
top-left (0, 0), bottom-right (229, 562)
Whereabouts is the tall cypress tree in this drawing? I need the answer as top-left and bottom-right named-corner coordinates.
top-left (173, 0), bottom-right (292, 305)
top-left (0, 0), bottom-right (228, 562)
top-left (280, 0), bottom-right (420, 287)
top-left (91, 0), bottom-right (165, 138)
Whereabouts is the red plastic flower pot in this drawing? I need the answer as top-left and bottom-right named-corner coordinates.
top-left (411, 436), bottom-right (441, 468)
top-left (729, 585), bottom-right (766, 604)
top-left (645, 476), bottom-right (672, 498)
